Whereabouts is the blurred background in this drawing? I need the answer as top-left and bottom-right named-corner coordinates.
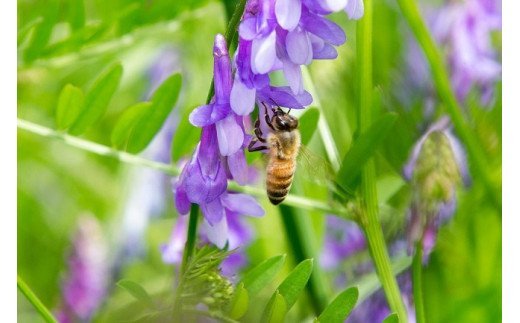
top-left (17, 0), bottom-right (501, 322)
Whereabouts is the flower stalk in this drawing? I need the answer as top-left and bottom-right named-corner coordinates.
top-left (355, 0), bottom-right (408, 321)
top-left (412, 241), bottom-right (426, 323)
top-left (395, 0), bottom-right (500, 210)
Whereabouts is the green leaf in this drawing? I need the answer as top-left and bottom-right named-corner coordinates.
top-left (226, 283), bottom-right (249, 320)
top-left (383, 313), bottom-right (399, 323)
top-left (317, 287), bottom-right (358, 323)
top-left (276, 258), bottom-right (313, 309)
top-left (261, 291), bottom-right (287, 323)
top-left (24, 2), bottom-right (58, 62)
top-left (111, 102), bottom-right (152, 149)
top-left (55, 84), bottom-right (85, 130)
top-left (126, 73), bottom-right (182, 153)
top-left (240, 254), bottom-right (286, 295)
top-left (336, 112), bottom-right (398, 193)
top-left (66, 0), bottom-right (86, 30)
top-left (69, 63), bottom-right (123, 135)
top-left (299, 107), bottom-right (320, 145)
top-left (116, 279), bottom-right (154, 309)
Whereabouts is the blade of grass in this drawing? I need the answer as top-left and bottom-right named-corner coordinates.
top-left (17, 275), bottom-right (58, 323)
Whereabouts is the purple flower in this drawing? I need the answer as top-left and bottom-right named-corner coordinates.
top-left (162, 192), bottom-right (263, 277)
top-left (405, 0), bottom-right (501, 106)
top-left (403, 116), bottom-right (469, 260)
top-left (230, 0), bottom-right (360, 115)
top-left (320, 215), bottom-right (366, 270)
top-left (171, 34), bottom-right (264, 262)
top-left (347, 271), bottom-right (416, 323)
top-left (56, 216), bottom-right (109, 323)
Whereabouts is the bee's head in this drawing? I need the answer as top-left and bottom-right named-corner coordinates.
top-left (273, 110), bottom-right (298, 131)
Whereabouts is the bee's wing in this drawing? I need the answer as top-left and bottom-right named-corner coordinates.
top-left (297, 145), bottom-right (355, 200)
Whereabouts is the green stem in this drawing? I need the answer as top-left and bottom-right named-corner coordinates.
top-left (356, 1), bottom-right (408, 321)
top-left (18, 118), bottom-right (351, 217)
top-left (395, 0), bottom-right (500, 210)
top-left (180, 204), bottom-right (200, 275)
top-left (17, 275), bottom-right (58, 323)
top-left (173, 204), bottom-right (200, 319)
top-left (412, 242), bottom-right (426, 323)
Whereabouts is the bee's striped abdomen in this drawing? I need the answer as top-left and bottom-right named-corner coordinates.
top-left (266, 159), bottom-right (296, 205)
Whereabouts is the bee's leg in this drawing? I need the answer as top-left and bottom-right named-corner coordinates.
top-left (254, 119), bottom-right (267, 143)
top-left (248, 139), bottom-right (269, 152)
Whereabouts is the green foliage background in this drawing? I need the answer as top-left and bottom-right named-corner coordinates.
top-left (18, 0), bottom-right (501, 322)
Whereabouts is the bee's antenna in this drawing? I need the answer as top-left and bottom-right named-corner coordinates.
top-left (287, 108), bottom-right (292, 114)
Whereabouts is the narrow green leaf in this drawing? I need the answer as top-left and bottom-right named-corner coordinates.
top-left (24, 2), bottom-right (58, 62)
top-left (69, 63), bottom-right (123, 135)
top-left (227, 283), bottom-right (249, 320)
top-left (261, 291), bottom-right (287, 323)
top-left (317, 287), bottom-right (358, 323)
top-left (126, 73), bottom-right (182, 153)
top-left (383, 313), bottom-right (399, 323)
top-left (111, 102), bottom-right (152, 149)
top-left (117, 279), bottom-right (154, 308)
top-left (67, 0), bottom-right (86, 30)
top-left (55, 84), bottom-right (84, 130)
top-left (276, 258), bottom-right (314, 309)
top-left (336, 112), bottom-right (398, 193)
top-left (17, 275), bottom-right (58, 323)
top-left (240, 254), bottom-right (286, 295)
top-left (299, 107), bottom-right (320, 145)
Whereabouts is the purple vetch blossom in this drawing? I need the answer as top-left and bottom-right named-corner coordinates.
top-left (405, 0), bottom-right (501, 106)
top-left (347, 271), bottom-right (416, 323)
top-left (172, 34), bottom-right (264, 257)
top-left (317, 215), bottom-right (416, 322)
top-left (230, 0), bottom-right (363, 115)
top-left (403, 116), bottom-right (469, 261)
top-left (431, 0), bottom-right (501, 105)
top-left (320, 215), bottom-right (366, 270)
top-left (56, 215), bottom-right (109, 323)
top-left (162, 193), bottom-right (263, 277)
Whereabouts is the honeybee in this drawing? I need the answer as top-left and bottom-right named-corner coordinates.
top-left (248, 103), bottom-right (300, 205)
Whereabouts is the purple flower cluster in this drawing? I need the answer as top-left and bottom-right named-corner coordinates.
top-left (431, 0), bottom-right (501, 105)
top-left (231, 0), bottom-right (364, 116)
top-left (162, 193), bottom-right (262, 277)
top-left (173, 35), bottom-right (264, 251)
top-left (318, 215), bottom-right (416, 322)
top-left (56, 216), bottom-right (109, 323)
top-left (403, 116), bottom-right (469, 261)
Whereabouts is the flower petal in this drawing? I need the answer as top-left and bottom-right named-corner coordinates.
top-left (258, 86), bottom-right (313, 108)
top-left (174, 183), bottom-right (191, 215)
top-left (216, 115), bottom-right (244, 156)
top-left (239, 17), bottom-right (258, 40)
top-left (221, 193), bottom-right (265, 217)
top-left (227, 149), bottom-right (249, 185)
top-left (203, 216), bottom-right (229, 249)
top-left (318, 0), bottom-right (348, 12)
top-left (275, 0), bottom-right (302, 31)
top-left (282, 58), bottom-right (304, 94)
top-left (189, 104), bottom-right (228, 127)
top-left (251, 31), bottom-right (277, 74)
top-left (286, 27), bottom-right (313, 65)
top-left (301, 12), bottom-right (346, 46)
top-left (230, 75), bottom-right (257, 115)
top-left (313, 43), bottom-right (338, 59)
top-left (345, 0), bottom-right (364, 19)
top-left (213, 34), bottom-right (232, 103)
top-left (160, 216), bottom-right (186, 264)
top-left (201, 197), bottom-right (226, 225)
